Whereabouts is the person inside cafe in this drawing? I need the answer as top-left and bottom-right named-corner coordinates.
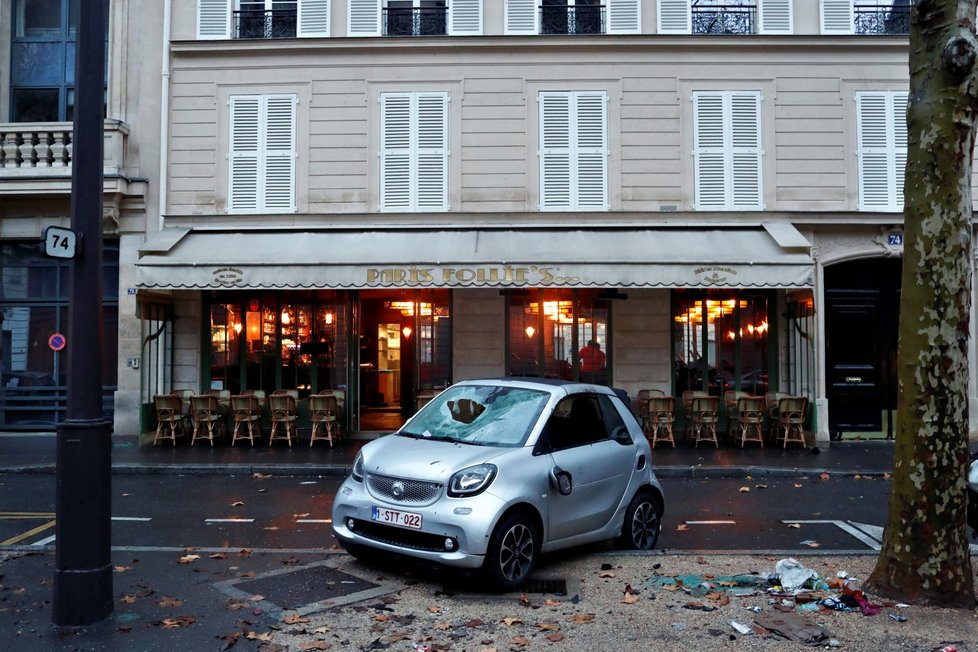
top-left (579, 339), bottom-right (606, 381)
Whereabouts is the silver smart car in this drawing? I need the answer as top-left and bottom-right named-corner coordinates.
top-left (332, 378), bottom-right (665, 590)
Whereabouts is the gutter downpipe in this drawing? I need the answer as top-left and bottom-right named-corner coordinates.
top-left (158, 0), bottom-right (172, 232)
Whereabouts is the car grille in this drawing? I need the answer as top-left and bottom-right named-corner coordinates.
top-left (366, 473), bottom-right (442, 506)
top-left (351, 518), bottom-right (452, 552)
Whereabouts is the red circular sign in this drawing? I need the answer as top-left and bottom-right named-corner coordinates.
top-left (48, 333), bottom-right (67, 351)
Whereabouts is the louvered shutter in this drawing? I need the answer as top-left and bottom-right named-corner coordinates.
top-left (449, 0), bottom-right (482, 35)
top-left (229, 96), bottom-right (261, 212)
top-left (693, 93), bottom-right (727, 209)
top-left (821, 0), bottom-right (853, 34)
top-left (657, 0), bottom-right (690, 35)
top-left (891, 92), bottom-right (908, 210)
top-left (380, 94), bottom-right (412, 210)
top-left (540, 93), bottom-right (572, 209)
top-left (759, 0), bottom-right (792, 34)
top-left (857, 92), bottom-right (906, 211)
top-left (416, 93), bottom-right (449, 209)
top-left (505, 0), bottom-right (537, 35)
top-left (298, 0), bottom-right (330, 37)
top-left (729, 92), bottom-right (762, 209)
top-left (198, 0), bottom-right (230, 39)
top-left (349, 0), bottom-right (381, 36)
top-left (607, 0), bottom-right (640, 35)
top-left (575, 92), bottom-right (608, 209)
top-left (263, 95), bottom-right (297, 212)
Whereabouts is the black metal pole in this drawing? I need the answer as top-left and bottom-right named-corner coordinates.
top-left (53, 0), bottom-right (113, 626)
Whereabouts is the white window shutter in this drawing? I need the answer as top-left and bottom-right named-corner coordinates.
top-left (857, 92), bottom-right (906, 211)
top-left (759, 0), bottom-right (793, 35)
top-left (575, 92), bottom-right (608, 209)
top-left (380, 94), bottom-right (412, 210)
top-left (416, 93), bottom-right (449, 209)
top-left (505, 0), bottom-right (537, 35)
top-left (657, 0), bottom-right (690, 35)
top-left (349, 0), bottom-right (381, 36)
top-left (229, 96), bottom-right (261, 212)
top-left (298, 0), bottom-right (330, 37)
top-left (693, 93), bottom-right (727, 209)
top-left (262, 95), bottom-right (297, 212)
top-left (449, 0), bottom-right (482, 35)
top-left (729, 92), bottom-right (762, 209)
top-left (540, 93), bottom-right (571, 209)
top-left (821, 0), bottom-right (853, 34)
top-left (198, 0), bottom-right (230, 39)
top-left (891, 92), bottom-right (908, 210)
top-left (607, 0), bottom-right (640, 35)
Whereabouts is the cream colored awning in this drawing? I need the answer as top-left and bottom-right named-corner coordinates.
top-left (135, 226), bottom-right (814, 290)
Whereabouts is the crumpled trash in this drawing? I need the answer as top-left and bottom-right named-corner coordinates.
top-left (755, 612), bottom-right (835, 647)
top-left (775, 558), bottom-right (819, 591)
top-left (843, 587), bottom-right (882, 616)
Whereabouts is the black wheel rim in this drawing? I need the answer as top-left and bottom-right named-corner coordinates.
top-left (499, 523), bottom-right (534, 583)
top-left (630, 501), bottom-right (658, 549)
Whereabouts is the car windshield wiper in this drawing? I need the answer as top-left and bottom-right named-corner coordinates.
top-left (397, 430), bottom-right (425, 440)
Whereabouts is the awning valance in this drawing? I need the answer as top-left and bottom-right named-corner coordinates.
top-left (135, 226), bottom-right (814, 290)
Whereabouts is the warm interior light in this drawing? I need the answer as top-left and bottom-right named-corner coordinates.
top-left (402, 326), bottom-right (412, 338)
top-left (525, 325), bottom-right (535, 338)
top-left (233, 323), bottom-right (242, 335)
top-left (325, 312), bottom-right (334, 325)
top-left (281, 310), bottom-right (291, 325)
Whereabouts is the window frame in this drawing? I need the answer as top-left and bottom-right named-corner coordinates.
top-left (378, 91), bottom-right (450, 212)
top-left (855, 90), bottom-right (907, 212)
top-left (538, 90), bottom-right (610, 211)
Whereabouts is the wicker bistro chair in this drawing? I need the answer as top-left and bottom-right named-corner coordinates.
top-left (230, 394), bottom-right (263, 447)
top-left (765, 391), bottom-right (788, 441)
top-left (190, 394), bottom-right (226, 446)
top-left (647, 396), bottom-right (676, 448)
top-left (776, 396), bottom-right (809, 448)
top-left (268, 393), bottom-right (298, 446)
top-left (309, 394), bottom-right (340, 447)
top-left (153, 394), bottom-right (188, 446)
top-left (736, 395), bottom-right (767, 448)
top-left (689, 396), bottom-right (721, 448)
top-left (724, 390), bottom-right (749, 441)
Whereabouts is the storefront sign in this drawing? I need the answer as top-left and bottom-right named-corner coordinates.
top-left (365, 265), bottom-right (582, 287)
top-left (213, 267), bottom-right (244, 287)
top-left (693, 266), bottom-right (738, 285)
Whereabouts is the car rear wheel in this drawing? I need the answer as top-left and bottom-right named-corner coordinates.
top-left (615, 491), bottom-right (661, 550)
top-left (484, 513), bottom-right (537, 591)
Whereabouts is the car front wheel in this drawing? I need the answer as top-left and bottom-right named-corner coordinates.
top-left (484, 513), bottom-right (537, 591)
top-left (615, 492), bottom-right (661, 550)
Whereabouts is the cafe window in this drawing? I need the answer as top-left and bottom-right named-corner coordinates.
top-left (506, 289), bottom-right (609, 384)
top-left (673, 291), bottom-right (769, 396)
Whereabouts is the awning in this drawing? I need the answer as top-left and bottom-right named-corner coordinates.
top-left (135, 226), bottom-right (814, 290)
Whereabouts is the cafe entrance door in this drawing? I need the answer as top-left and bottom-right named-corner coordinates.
top-left (357, 289), bottom-right (452, 431)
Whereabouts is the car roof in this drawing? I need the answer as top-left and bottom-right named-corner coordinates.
top-left (451, 377), bottom-right (619, 396)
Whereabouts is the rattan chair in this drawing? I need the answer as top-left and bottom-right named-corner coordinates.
top-left (647, 396), bottom-right (676, 448)
top-left (268, 393), bottom-right (298, 446)
top-left (153, 394), bottom-right (187, 446)
top-left (230, 394), bottom-right (263, 447)
top-left (190, 394), bottom-right (226, 446)
top-left (309, 393), bottom-right (339, 447)
top-left (776, 396), bottom-right (808, 448)
top-left (689, 396), bottom-right (720, 448)
top-left (736, 395), bottom-right (766, 448)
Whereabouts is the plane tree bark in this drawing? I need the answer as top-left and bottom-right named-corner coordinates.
top-left (866, 0), bottom-right (978, 608)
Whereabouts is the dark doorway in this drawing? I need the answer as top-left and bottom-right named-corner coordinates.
top-left (824, 257), bottom-right (901, 439)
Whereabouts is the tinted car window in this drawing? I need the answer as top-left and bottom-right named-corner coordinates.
top-left (598, 394), bottom-right (632, 443)
top-left (546, 395), bottom-right (608, 450)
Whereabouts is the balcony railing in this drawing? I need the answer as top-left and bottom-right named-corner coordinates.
top-left (233, 9), bottom-right (298, 39)
top-left (692, 3), bottom-right (757, 35)
top-left (854, 2), bottom-right (911, 35)
top-left (383, 7), bottom-right (448, 36)
top-left (0, 120), bottom-right (128, 178)
top-left (540, 5), bottom-right (605, 35)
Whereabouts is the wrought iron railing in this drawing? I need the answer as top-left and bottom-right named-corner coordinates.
top-left (233, 9), bottom-right (298, 39)
top-left (691, 3), bottom-right (757, 35)
top-left (854, 2), bottom-right (911, 35)
top-left (540, 4), bottom-right (605, 35)
top-left (383, 7), bottom-right (448, 36)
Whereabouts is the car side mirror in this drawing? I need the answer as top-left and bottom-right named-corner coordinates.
top-left (611, 425), bottom-right (632, 444)
top-left (551, 467), bottom-right (573, 496)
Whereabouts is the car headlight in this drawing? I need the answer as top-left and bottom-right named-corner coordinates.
top-left (448, 464), bottom-right (497, 497)
top-left (351, 451), bottom-right (364, 482)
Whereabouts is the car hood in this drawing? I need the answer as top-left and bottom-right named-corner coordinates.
top-left (360, 434), bottom-right (516, 482)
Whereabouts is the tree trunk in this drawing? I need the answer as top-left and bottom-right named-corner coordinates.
top-left (866, 0), bottom-right (978, 608)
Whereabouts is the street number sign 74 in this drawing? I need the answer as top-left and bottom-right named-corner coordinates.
top-left (44, 226), bottom-right (78, 259)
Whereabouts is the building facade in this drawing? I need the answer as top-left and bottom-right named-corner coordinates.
top-left (3, 0), bottom-right (974, 444)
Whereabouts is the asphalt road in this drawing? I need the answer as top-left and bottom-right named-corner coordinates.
top-left (0, 473), bottom-right (894, 554)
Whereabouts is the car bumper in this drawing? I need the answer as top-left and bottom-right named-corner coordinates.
top-left (331, 477), bottom-right (508, 570)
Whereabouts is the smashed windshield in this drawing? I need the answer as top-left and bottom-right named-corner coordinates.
top-left (399, 385), bottom-right (550, 447)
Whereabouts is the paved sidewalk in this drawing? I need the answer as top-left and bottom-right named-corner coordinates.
top-left (0, 430), bottom-right (898, 478)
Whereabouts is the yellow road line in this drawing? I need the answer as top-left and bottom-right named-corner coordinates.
top-left (2, 519), bottom-right (56, 545)
top-left (0, 512), bottom-right (56, 519)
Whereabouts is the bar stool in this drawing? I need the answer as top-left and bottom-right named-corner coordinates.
top-left (230, 394), bottom-right (263, 447)
top-left (736, 395), bottom-right (766, 448)
top-left (309, 394), bottom-right (339, 447)
top-left (689, 396), bottom-right (720, 448)
top-left (190, 394), bottom-right (226, 446)
top-left (647, 396), bottom-right (675, 448)
top-left (268, 393), bottom-right (298, 446)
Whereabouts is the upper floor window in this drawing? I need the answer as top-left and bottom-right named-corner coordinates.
top-left (856, 91), bottom-right (907, 212)
top-left (380, 92), bottom-right (449, 211)
top-left (228, 94), bottom-right (297, 213)
top-left (198, 0), bottom-right (329, 39)
top-left (506, 0), bottom-right (639, 35)
top-left (539, 91), bottom-right (608, 211)
top-left (351, 0), bottom-right (481, 36)
top-left (692, 90), bottom-right (763, 210)
top-left (821, 0), bottom-right (911, 35)
top-left (658, 0), bottom-right (791, 35)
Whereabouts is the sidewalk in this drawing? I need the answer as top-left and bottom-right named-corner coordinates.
top-left (0, 431), bottom-right (899, 478)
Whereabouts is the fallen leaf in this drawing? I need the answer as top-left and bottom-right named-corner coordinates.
top-left (209, 553), bottom-right (227, 559)
top-left (622, 592), bottom-right (640, 604)
top-left (739, 486), bottom-right (750, 493)
top-left (599, 570), bottom-right (616, 578)
top-left (249, 594), bottom-right (265, 602)
top-left (819, 473), bottom-right (830, 480)
top-left (159, 615), bottom-right (198, 629)
top-left (294, 513), bottom-right (311, 519)
top-left (227, 600), bottom-right (250, 610)
top-left (253, 472), bottom-right (270, 479)
top-left (787, 523), bottom-right (801, 529)
top-left (435, 622), bottom-right (452, 630)
top-left (372, 614), bottom-right (389, 622)
top-left (120, 594), bottom-right (138, 604)
top-left (219, 631), bottom-right (241, 650)
top-left (282, 614), bottom-right (310, 625)
top-left (246, 631), bottom-right (273, 641)
top-left (544, 599), bottom-right (561, 607)
top-left (237, 549), bottom-right (253, 557)
top-left (231, 501), bottom-right (245, 507)
top-left (567, 613), bottom-right (594, 624)
top-left (511, 636), bottom-right (530, 647)
top-left (661, 584), bottom-right (681, 592)
top-left (755, 484), bottom-right (768, 489)
top-left (793, 483), bottom-right (803, 488)
top-left (519, 593), bottom-right (530, 606)
top-left (113, 565), bottom-right (131, 573)
top-left (676, 524), bottom-right (688, 531)
top-left (537, 623), bottom-right (560, 631)
top-left (282, 556), bottom-right (301, 565)
top-left (853, 474), bottom-right (862, 480)
top-left (428, 605), bottom-right (443, 613)
top-left (264, 526), bottom-right (280, 531)
top-left (465, 618), bottom-right (484, 627)
top-left (298, 642), bottom-right (331, 651)
top-left (547, 632), bottom-right (565, 642)
top-left (502, 616), bottom-right (524, 626)
top-left (707, 593), bottom-right (730, 606)
top-left (158, 597), bottom-right (183, 608)
top-left (883, 472), bottom-right (892, 480)
top-left (178, 554), bottom-right (200, 564)
top-left (313, 627), bottom-right (330, 634)
top-left (696, 557), bottom-right (708, 565)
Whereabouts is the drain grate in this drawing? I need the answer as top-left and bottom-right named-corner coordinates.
top-left (520, 577), bottom-right (568, 595)
top-left (233, 564), bottom-right (378, 609)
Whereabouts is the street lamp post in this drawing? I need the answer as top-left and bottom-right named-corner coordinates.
top-left (53, 0), bottom-right (113, 626)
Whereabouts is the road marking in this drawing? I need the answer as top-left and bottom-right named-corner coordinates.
top-left (784, 519), bottom-right (882, 550)
top-left (205, 518), bottom-right (255, 523)
top-left (2, 519), bottom-right (56, 545)
top-left (112, 517), bottom-right (152, 522)
top-left (296, 519), bottom-right (331, 524)
top-left (684, 520), bottom-right (736, 525)
top-left (33, 534), bottom-right (56, 546)
top-left (0, 512), bottom-right (56, 519)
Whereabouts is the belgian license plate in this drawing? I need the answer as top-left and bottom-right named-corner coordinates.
top-left (371, 506), bottom-right (423, 530)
